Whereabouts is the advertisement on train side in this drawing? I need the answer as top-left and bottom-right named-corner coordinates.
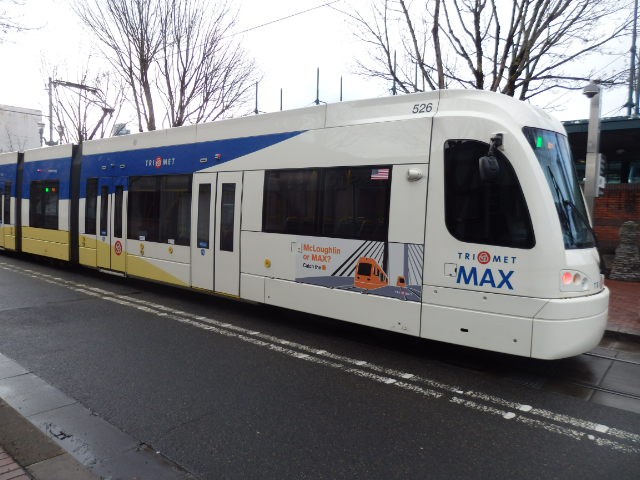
top-left (295, 237), bottom-right (424, 302)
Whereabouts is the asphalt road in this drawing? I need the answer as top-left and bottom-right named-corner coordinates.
top-left (0, 252), bottom-right (639, 479)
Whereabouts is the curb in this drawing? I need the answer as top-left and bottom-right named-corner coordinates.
top-left (0, 398), bottom-right (98, 480)
top-left (604, 328), bottom-right (640, 344)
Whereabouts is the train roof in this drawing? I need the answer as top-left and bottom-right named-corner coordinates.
top-left (64, 90), bottom-right (566, 156)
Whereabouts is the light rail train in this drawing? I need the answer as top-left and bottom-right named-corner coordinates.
top-left (0, 90), bottom-right (608, 359)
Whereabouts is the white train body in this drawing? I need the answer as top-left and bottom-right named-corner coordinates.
top-left (0, 90), bottom-right (608, 359)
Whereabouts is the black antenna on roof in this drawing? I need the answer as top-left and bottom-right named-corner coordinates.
top-left (392, 51), bottom-right (397, 96)
top-left (254, 82), bottom-right (259, 115)
top-left (253, 82), bottom-right (265, 115)
top-left (313, 68), bottom-right (326, 105)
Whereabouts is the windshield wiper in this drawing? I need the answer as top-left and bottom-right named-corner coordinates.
top-left (547, 166), bottom-right (574, 245)
top-left (562, 199), bottom-right (596, 247)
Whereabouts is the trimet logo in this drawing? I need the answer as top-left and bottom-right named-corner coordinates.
top-left (145, 156), bottom-right (176, 169)
top-left (455, 250), bottom-right (517, 290)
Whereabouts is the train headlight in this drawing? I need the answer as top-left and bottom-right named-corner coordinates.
top-left (560, 270), bottom-right (590, 292)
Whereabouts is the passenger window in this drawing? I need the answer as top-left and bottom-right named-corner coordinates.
top-left (128, 176), bottom-right (158, 241)
top-left (321, 167), bottom-right (390, 241)
top-left (197, 184), bottom-right (211, 248)
top-left (128, 174), bottom-right (192, 245)
top-left (444, 140), bottom-right (535, 249)
top-left (263, 169), bottom-right (319, 235)
top-left (85, 178), bottom-right (98, 235)
top-left (158, 175), bottom-right (191, 245)
top-left (220, 183), bottom-right (235, 252)
top-left (100, 186), bottom-right (108, 236)
top-left (114, 185), bottom-right (124, 238)
top-left (3, 182), bottom-right (11, 224)
top-left (263, 166), bottom-right (391, 241)
top-left (29, 180), bottom-right (60, 230)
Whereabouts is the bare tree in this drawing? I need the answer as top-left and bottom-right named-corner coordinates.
top-left (73, 0), bottom-right (162, 132)
top-left (345, 0), bottom-right (633, 100)
top-left (1, 0), bottom-right (24, 37)
top-left (73, 0), bottom-right (257, 131)
top-left (159, 0), bottom-right (256, 126)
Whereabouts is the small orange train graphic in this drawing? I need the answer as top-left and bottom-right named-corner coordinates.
top-left (354, 257), bottom-right (406, 290)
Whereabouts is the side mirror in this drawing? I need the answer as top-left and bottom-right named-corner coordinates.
top-left (479, 132), bottom-right (503, 183)
top-left (479, 155), bottom-right (500, 182)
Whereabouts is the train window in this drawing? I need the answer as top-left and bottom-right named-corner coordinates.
top-left (357, 262), bottom-right (372, 276)
top-left (263, 167), bottom-right (391, 240)
top-left (85, 178), bottom-right (98, 235)
top-left (197, 184), bottom-right (211, 248)
top-left (321, 166), bottom-right (391, 241)
top-left (114, 185), bottom-right (124, 238)
top-left (263, 169), bottom-right (319, 235)
top-left (100, 186), bottom-right (108, 236)
top-left (444, 140), bottom-right (534, 249)
top-left (220, 183), bottom-right (236, 252)
top-left (159, 175), bottom-right (191, 245)
top-left (4, 182), bottom-right (11, 224)
top-left (128, 176), bottom-right (158, 241)
top-left (29, 180), bottom-right (59, 230)
top-left (128, 174), bottom-right (191, 245)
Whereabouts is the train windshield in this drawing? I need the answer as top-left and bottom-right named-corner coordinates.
top-left (523, 127), bottom-right (595, 249)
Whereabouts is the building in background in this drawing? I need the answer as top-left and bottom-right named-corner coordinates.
top-left (0, 104), bottom-right (43, 152)
top-left (565, 117), bottom-right (640, 255)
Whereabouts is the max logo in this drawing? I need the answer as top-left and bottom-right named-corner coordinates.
top-left (456, 266), bottom-right (514, 290)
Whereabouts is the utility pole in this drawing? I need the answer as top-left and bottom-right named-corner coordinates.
top-left (315, 68), bottom-right (320, 106)
top-left (48, 78), bottom-right (54, 146)
top-left (626, 0), bottom-right (638, 116)
top-left (583, 80), bottom-right (602, 219)
top-left (47, 78), bottom-right (108, 145)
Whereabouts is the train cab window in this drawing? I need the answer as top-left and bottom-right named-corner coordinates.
top-left (128, 174), bottom-right (191, 245)
top-left (321, 166), bottom-right (390, 241)
top-left (85, 178), bottom-right (98, 235)
top-left (29, 180), bottom-right (60, 230)
top-left (263, 169), bottom-right (319, 235)
top-left (197, 184), bottom-right (211, 248)
top-left (3, 182), bottom-right (11, 224)
top-left (357, 262), bottom-right (372, 276)
top-left (444, 140), bottom-right (534, 249)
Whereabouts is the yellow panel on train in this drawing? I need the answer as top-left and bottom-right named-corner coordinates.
top-left (21, 227), bottom-right (70, 261)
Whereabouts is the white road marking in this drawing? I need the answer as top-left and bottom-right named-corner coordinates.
top-left (1, 261), bottom-right (639, 454)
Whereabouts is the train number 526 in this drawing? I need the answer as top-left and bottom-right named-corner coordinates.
top-left (412, 103), bottom-right (433, 114)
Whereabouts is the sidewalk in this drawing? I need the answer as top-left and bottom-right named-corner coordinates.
top-left (0, 398), bottom-right (97, 480)
top-left (605, 279), bottom-right (640, 338)
top-left (0, 446), bottom-right (29, 480)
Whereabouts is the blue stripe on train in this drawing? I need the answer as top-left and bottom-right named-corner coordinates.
top-left (79, 130), bottom-right (305, 196)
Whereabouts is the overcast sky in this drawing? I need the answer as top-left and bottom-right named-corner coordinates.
top-left (0, 0), bottom-right (634, 127)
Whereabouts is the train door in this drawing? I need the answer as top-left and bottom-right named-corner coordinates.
top-left (96, 177), bottom-right (127, 273)
top-left (0, 182), bottom-right (5, 249)
top-left (214, 172), bottom-right (242, 296)
top-left (190, 172), bottom-right (217, 290)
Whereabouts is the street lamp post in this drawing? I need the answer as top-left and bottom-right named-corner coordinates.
top-left (45, 78), bottom-right (108, 145)
top-left (583, 80), bottom-right (602, 220)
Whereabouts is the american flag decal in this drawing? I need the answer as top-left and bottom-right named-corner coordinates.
top-left (371, 168), bottom-right (390, 180)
